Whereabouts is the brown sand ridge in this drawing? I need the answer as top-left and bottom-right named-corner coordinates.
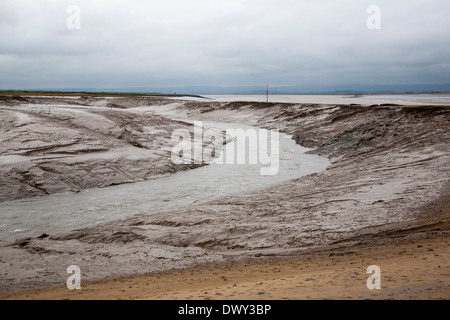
top-left (0, 95), bottom-right (449, 299)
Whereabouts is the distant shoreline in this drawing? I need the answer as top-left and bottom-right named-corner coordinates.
top-left (1, 91), bottom-right (449, 98)
top-left (0, 90), bottom-right (206, 99)
top-left (1, 91), bottom-right (450, 106)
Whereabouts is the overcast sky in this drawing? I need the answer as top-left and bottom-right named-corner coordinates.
top-left (1, 0), bottom-right (449, 90)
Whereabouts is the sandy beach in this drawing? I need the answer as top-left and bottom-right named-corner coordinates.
top-left (1, 219), bottom-right (449, 300)
top-left (0, 94), bottom-right (449, 299)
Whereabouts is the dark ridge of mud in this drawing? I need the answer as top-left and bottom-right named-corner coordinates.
top-left (175, 101), bottom-right (450, 162)
top-left (49, 229), bottom-right (147, 245)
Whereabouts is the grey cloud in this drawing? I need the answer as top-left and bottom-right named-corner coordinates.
top-left (0, 0), bottom-right (449, 89)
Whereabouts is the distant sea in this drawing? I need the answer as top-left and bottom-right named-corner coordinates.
top-left (172, 94), bottom-right (450, 106)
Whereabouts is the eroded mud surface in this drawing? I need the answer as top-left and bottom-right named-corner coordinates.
top-left (0, 96), bottom-right (202, 201)
top-left (0, 96), bottom-right (448, 293)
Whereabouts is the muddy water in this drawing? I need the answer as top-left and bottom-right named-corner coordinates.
top-left (0, 121), bottom-right (330, 243)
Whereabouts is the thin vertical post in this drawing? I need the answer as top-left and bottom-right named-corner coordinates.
top-left (266, 84), bottom-right (269, 103)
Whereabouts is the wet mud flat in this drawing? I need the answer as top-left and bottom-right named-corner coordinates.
top-left (0, 95), bottom-right (202, 202)
top-left (0, 96), bottom-right (449, 294)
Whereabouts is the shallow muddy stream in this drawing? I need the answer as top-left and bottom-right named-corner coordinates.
top-left (0, 120), bottom-right (330, 243)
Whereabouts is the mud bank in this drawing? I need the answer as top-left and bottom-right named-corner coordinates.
top-left (0, 96), bottom-right (201, 202)
top-left (0, 96), bottom-right (449, 294)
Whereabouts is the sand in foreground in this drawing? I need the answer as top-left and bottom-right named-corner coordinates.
top-left (2, 224), bottom-right (448, 300)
